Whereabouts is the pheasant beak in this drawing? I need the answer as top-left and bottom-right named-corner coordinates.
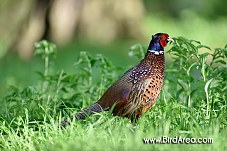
top-left (167, 37), bottom-right (174, 44)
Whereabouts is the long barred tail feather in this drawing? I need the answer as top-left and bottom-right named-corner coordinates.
top-left (61, 103), bottom-right (103, 128)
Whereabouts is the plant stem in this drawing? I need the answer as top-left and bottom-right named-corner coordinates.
top-left (43, 55), bottom-right (49, 92)
top-left (44, 56), bottom-right (49, 77)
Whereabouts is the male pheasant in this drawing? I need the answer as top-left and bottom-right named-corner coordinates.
top-left (62, 33), bottom-right (173, 127)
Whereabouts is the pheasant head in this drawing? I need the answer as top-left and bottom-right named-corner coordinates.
top-left (147, 33), bottom-right (173, 55)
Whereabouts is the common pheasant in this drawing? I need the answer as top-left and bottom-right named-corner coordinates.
top-left (62, 33), bottom-right (173, 127)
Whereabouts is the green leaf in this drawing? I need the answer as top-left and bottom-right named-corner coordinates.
top-left (187, 62), bottom-right (198, 76)
top-left (214, 60), bottom-right (226, 65)
top-left (34, 40), bottom-right (57, 58)
top-left (197, 45), bottom-right (211, 50)
top-left (205, 78), bottom-right (213, 96)
top-left (128, 43), bottom-right (145, 60)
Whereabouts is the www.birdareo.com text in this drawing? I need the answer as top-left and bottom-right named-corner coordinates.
top-left (143, 136), bottom-right (213, 144)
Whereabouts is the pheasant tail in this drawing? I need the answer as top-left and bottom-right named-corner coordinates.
top-left (61, 103), bottom-right (103, 127)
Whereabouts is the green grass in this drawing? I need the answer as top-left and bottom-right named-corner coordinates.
top-left (0, 37), bottom-right (226, 151)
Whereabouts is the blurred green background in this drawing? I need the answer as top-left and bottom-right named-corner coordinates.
top-left (0, 0), bottom-right (227, 95)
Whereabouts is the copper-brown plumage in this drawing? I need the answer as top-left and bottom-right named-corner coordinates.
top-left (61, 33), bottom-right (173, 127)
top-left (98, 52), bottom-right (165, 118)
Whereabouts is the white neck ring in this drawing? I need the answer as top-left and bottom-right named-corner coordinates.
top-left (148, 50), bottom-right (164, 55)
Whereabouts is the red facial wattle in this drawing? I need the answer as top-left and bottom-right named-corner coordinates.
top-left (159, 34), bottom-right (169, 48)
top-left (160, 39), bottom-right (167, 48)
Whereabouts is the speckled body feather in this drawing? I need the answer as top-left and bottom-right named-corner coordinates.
top-left (97, 52), bottom-right (165, 119)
